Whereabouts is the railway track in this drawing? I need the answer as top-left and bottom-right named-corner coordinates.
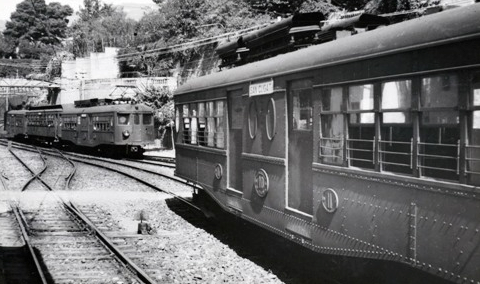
top-left (0, 140), bottom-right (203, 213)
top-left (0, 140), bottom-right (386, 284)
top-left (2, 145), bottom-right (158, 284)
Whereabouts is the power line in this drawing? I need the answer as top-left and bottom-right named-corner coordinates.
top-left (116, 21), bottom-right (275, 61)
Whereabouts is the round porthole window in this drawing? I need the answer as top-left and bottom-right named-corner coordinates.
top-left (248, 100), bottom-right (258, 139)
top-left (254, 169), bottom-right (269, 198)
top-left (266, 98), bottom-right (276, 140)
top-left (214, 164), bottom-right (223, 180)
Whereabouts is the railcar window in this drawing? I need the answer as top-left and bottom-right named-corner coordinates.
top-left (134, 114), bottom-right (140, 125)
top-left (380, 80), bottom-right (413, 174)
top-left (190, 103), bottom-right (198, 145)
top-left (198, 103), bottom-right (207, 146)
top-left (175, 107), bottom-right (180, 133)
top-left (248, 100), bottom-right (258, 138)
top-left (183, 104), bottom-right (191, 143)
top-left (143, 114), bottom-right (153, 125)
top-left (179, 101), bottom-right (225, 149)
top-left (266, 98), bottom-right (276, 140)
top-left (420, 74), bottom-right (460, 180)
top-left (292, 88), bottom-right (313, 130)
top-left (92, 116), bottom-right (113, 131)
top-left (320, 88), bottom-right (344, 165)
top-left (468, 74), bottom-right (480, 184)
top-left (215, 101), bottom-right (225, 148)
top-left (206, 102), bottom-right (214, 147)
top-left (62, 116), bottom-right (77, 130)
top-left (118, 114), bottom-right (130, 125)
top-left (348, 84), bottom-right (375, 169)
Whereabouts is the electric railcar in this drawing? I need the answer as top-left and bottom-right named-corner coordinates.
top-left (6, 99), bottom-right (155, 156)
top-left (175, 4), bottom-right (480, 283)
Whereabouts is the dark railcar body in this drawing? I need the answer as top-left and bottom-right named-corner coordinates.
top-left (6, 102), bottom-right (155, 155)
top-left (175, 5), bottom-right (480, 283)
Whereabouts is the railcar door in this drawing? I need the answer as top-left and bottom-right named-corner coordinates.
top-left (131, 113), bottom-right (142, 142)
top-left (227, 89), bottom-right (244, 191)
top-left (78, 114), bottom-right (89, 146)
top-left (287, 79), bottom-right (313, 215)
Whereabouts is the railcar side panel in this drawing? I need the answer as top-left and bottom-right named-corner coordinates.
top-left (174, 5), bottom-right (480, 283)
top-left (311, 168), bottom-right (480, 281)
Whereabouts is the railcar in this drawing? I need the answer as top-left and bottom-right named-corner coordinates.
top-left (6, 99), bottom-right (155, 156)
top-left (175, 4), bottom-right (480, 283)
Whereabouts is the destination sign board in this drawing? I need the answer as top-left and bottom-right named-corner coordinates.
top-left (249, 80), bottom-right (273, 97)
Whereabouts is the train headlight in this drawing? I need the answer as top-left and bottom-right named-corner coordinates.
top-left (122, 130), bottom-right (130, 138)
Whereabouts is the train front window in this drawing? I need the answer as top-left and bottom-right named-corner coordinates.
top-left (118, 114), bottom-right (130, 125)
top-left (347, 84), bottom-right (375, 169)
top-left (143, 114), bottom-right (153, 125)
top-left (320, 87), bottom-right (344, 165)
top-left (380, 80), bottom-right (413, 174)
top-left (420, 74), bottom-right (460, 181)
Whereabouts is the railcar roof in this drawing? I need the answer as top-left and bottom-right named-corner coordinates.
top-left (176, 4), bottom-right (480, 96)
top-left (9, 103), bottom-right (153, 115)
top-left (61, 103), bottom-right (153, 114)
top-left (6, 110), bottom-right (28, 115)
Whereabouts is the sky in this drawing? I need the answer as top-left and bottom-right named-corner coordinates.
top-left (0, 0), bottom-right (158, 22)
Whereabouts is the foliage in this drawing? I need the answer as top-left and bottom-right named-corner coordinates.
top-left (0, 33), bottom-right (15, 59)
top-left (139, 86), bottom-right (174, 125)
top-left (68, 0), bottom-right (137, 57)
top-left (3, 0), bottom-right (73, 46)
top-left (78, 0), bottom-right (115, 21)
top-left (365, 0), bottom-right (422, 14)
top-left (246, 0), bottom-right (306, 15)
top-left (298, 0), bottom-right (339, 14)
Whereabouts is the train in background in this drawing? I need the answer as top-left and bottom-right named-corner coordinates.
top-left (5, 98), bottom-right (155, 156)
top-left (175, 4), bottom-right (480, 283)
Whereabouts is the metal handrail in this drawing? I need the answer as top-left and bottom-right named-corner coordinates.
top-left (417, 140), bottom-right (459, 175)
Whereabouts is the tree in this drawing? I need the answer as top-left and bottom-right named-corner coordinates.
top-left (299, 0), bottom-right (339, 14)
top-left (0, 33), bottom-right (15, 59)
top-left (78, 0), bottom-right (115, 22)
top-left (68, 0), bottom-right (136, 57)
top-left (3, 0), bottom-right (73, 46)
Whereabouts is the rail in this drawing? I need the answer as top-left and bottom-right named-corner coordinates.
top-left (6, 144), bottom-right (158, 284)
top-left (0, 164), bottom-right (48, 284)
